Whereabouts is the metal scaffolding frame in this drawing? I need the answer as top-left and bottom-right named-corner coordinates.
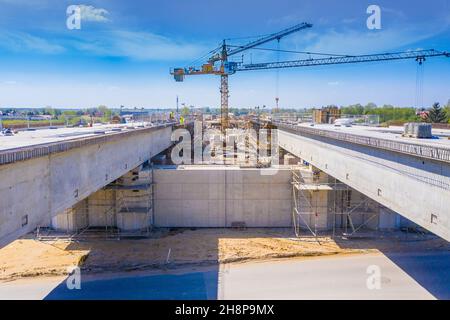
top-left (291, 165), bottom-right (380, 240)
top-left (37, 193), bottom-right (119, 241)
top-left (37, 166), bottom-right (155, 241)
top-left (114, 167), bottom-right (154, 238)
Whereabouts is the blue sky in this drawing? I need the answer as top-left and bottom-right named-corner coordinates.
top-left (0, 0), bottom-right (449, 109)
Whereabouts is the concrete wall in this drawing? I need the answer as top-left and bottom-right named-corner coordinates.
top-left (51, 166), bottom-right (153, 232)
top-left (153, 166), bottom-right (292, 228)
top-left (86, 189), bottom-right (116, 228)
top-left (278, 129), bottom-right (450, 241)
top-left (0, 126), bottom-right (172, 246)
top-left (51, 200), bottom-right (88, 232)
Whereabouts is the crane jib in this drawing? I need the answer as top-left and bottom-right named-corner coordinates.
top-left (237, 50), bottom-right (450, 71)
top-left (226, 22), bottom-right (313, 57)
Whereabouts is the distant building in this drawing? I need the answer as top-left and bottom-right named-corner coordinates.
top-left (119, 108), bottom-right (151, 117)
top-left (313, 106), bottom-right (341, 124)
top-left (30, 115), bottom-right (52, 121)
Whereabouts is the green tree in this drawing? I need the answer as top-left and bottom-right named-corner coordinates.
top-left (426, 102), bottom-right (447, 123)
top-left (341, 103), bottom-right (364, 116)
top-left (43, 107), bottom-right (56, 117)
top-left (445, 100), bottom-right (450, 123)
top-left (181, 106), bottom-right (190, 117)
top-left (365, 102), bottom-right (377, 112)
top-left (98, 105), bottom-right (112, 122)
top-left (62, 110), bottom-right (77, 116)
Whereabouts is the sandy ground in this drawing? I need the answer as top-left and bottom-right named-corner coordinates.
top-left (0, 239), bottom-right (89, 281)
top-left (0, 228), bottom-right (448, 282)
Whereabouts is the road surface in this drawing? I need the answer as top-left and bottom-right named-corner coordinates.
top-left (0, 252), bottom-right (448, 300)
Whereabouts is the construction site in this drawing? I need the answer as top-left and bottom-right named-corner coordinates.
top-left (1, 109), bottom-right (450, 299)
top-left (1, 9), bottom-right (450, 301)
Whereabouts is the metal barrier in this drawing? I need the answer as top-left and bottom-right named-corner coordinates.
top-left (0, 123), bottom-right (176, 166)
top-left (273, 121), bottom-right (450, 164)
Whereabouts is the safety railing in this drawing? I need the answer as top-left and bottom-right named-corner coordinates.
top-left (0, 122), bottom-right (176, 165)
top-left (273, 121), bottom-right (450, 164)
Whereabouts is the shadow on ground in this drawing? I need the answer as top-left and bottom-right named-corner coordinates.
top-left (42, 227), bottom-right (315, 300)
top-left (44, 268), bottom-right (219, 300)
top-left (333, 230), bottom-right (450, 299)
top-left (40, 228), bottom-right (449, 300)
top-left (383, 251), bottom-right (450, 299)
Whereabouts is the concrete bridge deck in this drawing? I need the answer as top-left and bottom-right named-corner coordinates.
top-left (275, 122), bottom-right (450, 241)
top-left (275, 122), bottom-right (450, 164)
top-left (0, 122), bottom-right (175, 165)
top-left (0, 123), bottom-right (174, 246)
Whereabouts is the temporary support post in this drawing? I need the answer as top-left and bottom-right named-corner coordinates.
top-left (291, 164), bottom-right (379, 240)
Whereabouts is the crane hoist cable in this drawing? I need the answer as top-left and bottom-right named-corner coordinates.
top-left (226, 45), bottom-right (352, 57)
top-left (415, 58), bottom-right (425, 109)
top-left (275, 39), bottom-right (280, 112)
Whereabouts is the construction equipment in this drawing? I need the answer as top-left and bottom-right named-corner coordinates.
top-left (171, 22), bottom-right (313, 131)
top-left (171, 22), bottom-right (450, 132)
top-left (237, 49), bottom-right (449, 71)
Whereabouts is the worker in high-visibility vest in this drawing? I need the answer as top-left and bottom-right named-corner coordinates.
top-left (180, 116), bottom-right (185, 125)
top-left (169, 111), bottom-right (175, 120)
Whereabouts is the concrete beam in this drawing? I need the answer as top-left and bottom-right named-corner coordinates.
top-left (0, 125), bottom-right (173, 246)
top-left (278, 129), bottom-right (450, 241)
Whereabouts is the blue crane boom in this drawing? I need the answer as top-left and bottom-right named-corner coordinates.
top-left (226, 22), bottom-right (313, 57)
top-left (236, 49), bottom-right (450, 72)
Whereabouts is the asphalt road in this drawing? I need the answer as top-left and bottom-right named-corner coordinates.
top-left (0, 251), bottom-right (448, 300)
top-left (219, 252), bottom-right (450, 300)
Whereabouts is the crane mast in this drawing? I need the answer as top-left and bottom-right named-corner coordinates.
top-left (171, 23), bottom-right (313, 132)
top-left (220, 40), bottom-right (229, 130)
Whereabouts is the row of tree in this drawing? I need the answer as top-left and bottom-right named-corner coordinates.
top-left (426, 103), bottom-right (448, 123)
top-left (340, 101), bottom-right (450, 124)
top-left (3, 101), bottom-right (450, 125)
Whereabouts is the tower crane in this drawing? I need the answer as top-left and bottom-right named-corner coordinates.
top-left (171, 23), bottom-right (449, 132)
top-left (171, 22), bottom-right (313, 131)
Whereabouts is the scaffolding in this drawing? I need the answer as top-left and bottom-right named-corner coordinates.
top-left (37, 166), bottom-right (155, 241)
top-left (291, 165), bottom-right (380, 240)
top-left (113, 167), bottom-right (154, 238)
top-left (37, 192), bottom-right (118, 241)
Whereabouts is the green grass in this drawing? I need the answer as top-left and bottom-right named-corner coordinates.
top-left (2, 119), bottom-right (65, 128)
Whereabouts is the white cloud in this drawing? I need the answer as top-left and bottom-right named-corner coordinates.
top-left (267, 14), bottom-right (305, 26)
top-left (73, 30), bottom-right (209, 61)
top-left (0, 31), bottom-right (65, 54)
top-left (0, 28), bottom-right (207, 62)
top-left (286, 27), bottom-right (440, 56)
top-left (381, 7), bottom-right (407, 19)
top-left (2, 80), bottom-right (18, 85)
top-left (78, 5), bottom-right (109, 22)
top-left (341, 18), bottom-right (357, 24)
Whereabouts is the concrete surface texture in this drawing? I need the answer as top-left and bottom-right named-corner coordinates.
top-left (51, 164), bottom-right (155, 232)
top-left (0, 125), bottom-right (173, 246)
top-left (276, 122), bottom-right (450, 157)
top-left (0, 122), bottom-right (171, 152)
top-left (219, 252), bottom-right (450, 300)
top-left (278, 129), bottom-right (450, 241)
top-left (153, 166), bottom-right (292, 228)
top-left (50, 163), bottom-right (402, 232)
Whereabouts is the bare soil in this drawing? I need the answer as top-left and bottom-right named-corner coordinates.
top-left (0, 228), bottom-right (447, 281)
